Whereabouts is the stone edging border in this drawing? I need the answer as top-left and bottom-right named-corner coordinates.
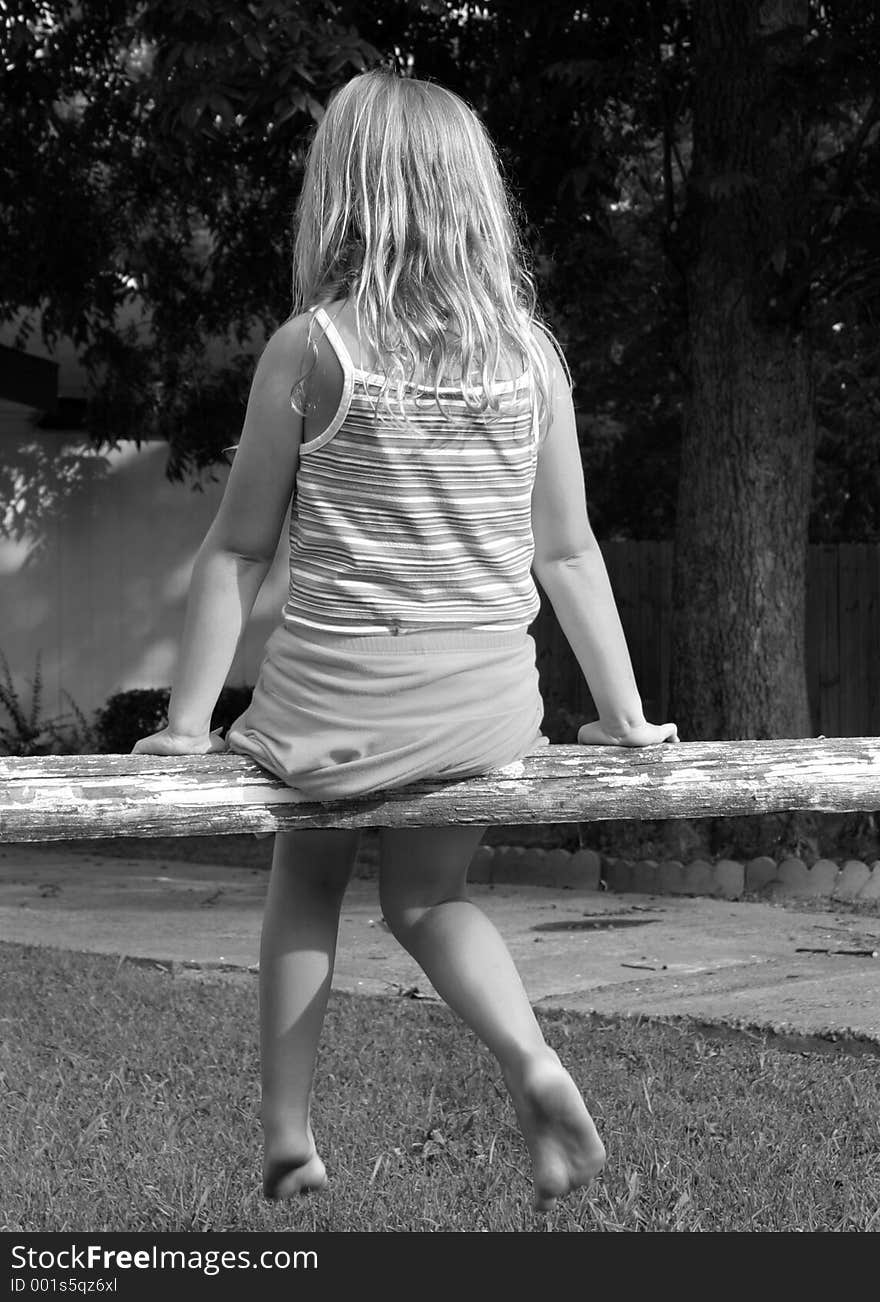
top-left (468, 846), bottom-right (880, 901)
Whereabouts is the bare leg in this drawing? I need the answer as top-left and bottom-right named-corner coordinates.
top-left (379, 825), bottom-right (605, 1211)
top-left (259, 827), bottom-right (360, 1199)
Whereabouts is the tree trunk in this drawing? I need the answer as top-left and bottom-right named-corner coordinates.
top-left (671, 0), bottom-right (817, 741)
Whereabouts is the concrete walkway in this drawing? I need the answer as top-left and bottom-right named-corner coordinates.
top-left (2, 843), bottom-right (880, 1052)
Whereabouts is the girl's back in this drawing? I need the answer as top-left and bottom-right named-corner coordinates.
top-left (207, 67), bottom-right (569, 799)
top-left (300, 296), bottom-right (531, 451)
top-left (303, 298), bottom-right (530, 444)
top-left (286, 295), bottom-right (542, 637)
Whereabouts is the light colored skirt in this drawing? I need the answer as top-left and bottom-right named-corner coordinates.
top-left (225, 621), bottom-right (548, 802)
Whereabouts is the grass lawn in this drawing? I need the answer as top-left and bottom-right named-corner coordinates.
top-left (1, 941), bottom-right (879, 1233)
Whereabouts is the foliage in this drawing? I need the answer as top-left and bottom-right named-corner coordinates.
top-left (93, 683), bottom-right (254, 753)
top-left (3, 0), bottom-right (880, 555)
top-left (0, 649), bottom-right (99, 754)
top-left (1, 0), bottom-right (380, 481)
top-left (539, 702), bottom-right (584, 745)
top-left (352, 1), bottom-right (689, 540)
top-left (0, 664), bottom-right (257, 756)
top-left (343, 1), bottom-right (880, 542)
top-left (92, 687), bottom-right (171, 754)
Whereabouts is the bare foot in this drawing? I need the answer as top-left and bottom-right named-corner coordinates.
top-left (504, 1048), bottom-right (606, 1212)
top-left (263, 1129), bottom-right (328, 1200)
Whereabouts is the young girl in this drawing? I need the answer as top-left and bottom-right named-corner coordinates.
top-left (133, 69), bottom-right (677, 1214)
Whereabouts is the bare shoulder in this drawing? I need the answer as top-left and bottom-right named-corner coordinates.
top-left (529, 317), bottom-right (571, 392)
top-left (241, 311), bottom-right (315, 414)
top-left (527, 317), bottom-right (574, 448)
top-left (258, 310), bottom-right (314, 375)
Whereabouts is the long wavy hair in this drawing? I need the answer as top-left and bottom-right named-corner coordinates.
top-left (290, 69), bottom-right (569, 430)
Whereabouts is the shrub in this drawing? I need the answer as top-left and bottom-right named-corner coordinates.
top-left (540, 702), bottom-right (583, 744)
top-left (213, 685), bottom-right (254, 734)
top-left (0, 650), bottom-right (99, 755)
top-left (93, 689), bottom-right (171, 754)
top-left (94, 685), bottom-right (254, 754)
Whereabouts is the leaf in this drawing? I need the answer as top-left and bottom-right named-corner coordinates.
top-left (243, 33), bottom-right (265, 62)
top-left (180, 99), bottom-right (207, 130)
top-left (771, 243), bottom-right (788, 275)
top-left (207, 94), bottom-right (234, 124)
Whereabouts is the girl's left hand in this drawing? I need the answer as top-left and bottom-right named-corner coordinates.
top-left (131, 727), bottom-right (227, 756)
top-left (578, 720), bottom-right (679, 747)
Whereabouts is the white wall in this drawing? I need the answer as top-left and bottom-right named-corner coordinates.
top-left (1, 428), bottom-right (289, 725)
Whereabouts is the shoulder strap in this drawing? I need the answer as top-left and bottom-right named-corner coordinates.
top-left (312, 307), bottom-right (356, 379)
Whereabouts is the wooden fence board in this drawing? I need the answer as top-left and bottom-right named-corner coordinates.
top-left (805, 546), bottom-right (823, 733)
top-left (820, 544), bottom-right (841, 736)
top-left (838, 545), bottom-right (862, 738)
top-left (637, 541), bottom-right (666, 722)
top-left (870, 548), bottom-right (880, 734)
top-left (534, 543), bottom-right (878, 738)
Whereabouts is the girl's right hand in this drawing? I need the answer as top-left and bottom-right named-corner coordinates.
top-left (131, 727), bottom-right (227, 756)
top-left (577, 720), bottom-right (679, 747)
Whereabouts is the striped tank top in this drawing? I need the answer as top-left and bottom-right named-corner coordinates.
top-left (283, 305), bottom-right (542, 636)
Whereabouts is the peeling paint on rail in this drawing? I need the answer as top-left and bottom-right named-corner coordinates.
top-left (2, 738), bottom-right (880, 841)
top-left (151, 786), bottom-right (310, 808)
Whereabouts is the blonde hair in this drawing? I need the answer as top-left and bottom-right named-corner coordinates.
top-left (290, 69), bottom-right (570, 430)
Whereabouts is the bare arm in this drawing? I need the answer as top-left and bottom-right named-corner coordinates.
top-left (133, 314), bottom-right (310, 753)
top-left (530, 327), bottom-right (677, 747)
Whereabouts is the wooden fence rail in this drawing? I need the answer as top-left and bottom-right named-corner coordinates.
top-left (2, 738), bottom-right (879, 842)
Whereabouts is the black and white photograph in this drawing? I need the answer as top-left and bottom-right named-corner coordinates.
top-left (2, 0), bottom-right (879, 1249)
